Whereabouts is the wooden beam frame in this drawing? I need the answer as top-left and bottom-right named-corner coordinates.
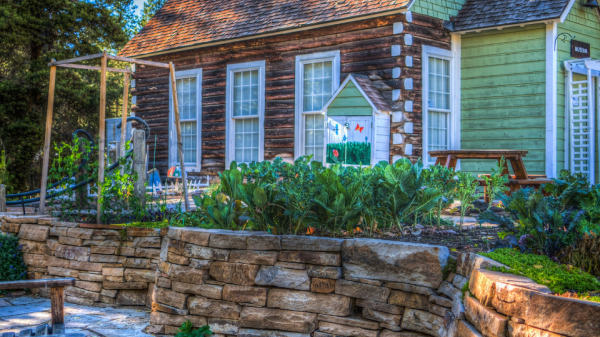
top-left (121, 68), bottom-right (130, 160)
top-left (55, 63), bottom-right (133, 74)
top-left (47, 53), bottom-right (105, 66)
top-left (169, 62), bottom-right (191, 211)
top-left (107, 54), bottom-right (170, 68)
top-left (39, 64), bottom-right (57, 215)
top-left (97, 51), bottom-right (108, 224)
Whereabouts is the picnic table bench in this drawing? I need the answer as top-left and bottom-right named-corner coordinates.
top-left (428, 150), bottom-right (553, 202)
top-left (0, 278), bottom-right (83, 337)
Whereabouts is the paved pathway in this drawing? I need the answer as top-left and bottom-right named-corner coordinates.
top-left (0, 295), bottom-right (152, 336)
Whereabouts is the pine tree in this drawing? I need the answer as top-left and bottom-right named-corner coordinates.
top-left (0, 0), bottom-right (137, 191)
top-left (138, 0), bottom-right (167, 29)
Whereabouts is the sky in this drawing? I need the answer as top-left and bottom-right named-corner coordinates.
top-left (134, 0), bottom-right (145, 16)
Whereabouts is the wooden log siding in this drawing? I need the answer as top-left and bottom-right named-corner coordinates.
top-left (132, 13), bottom-right (450, 176)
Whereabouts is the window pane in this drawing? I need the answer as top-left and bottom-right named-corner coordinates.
top-left (175, 76), bottom-right (199, 165)
top-left (233, 70), bottom-right (259, 117)
top-left (427, 111), bottom-right (448, 165)
top-left (304, 114), bottom-right (325, 161)
top-left (234, 118), bottom-right (259, 164)
top-left (428, 57), bottom-right (450, 110)
top-left (302, 60), bottom-right (334, 112)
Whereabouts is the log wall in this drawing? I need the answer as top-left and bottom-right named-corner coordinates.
top-left (132, 12), bottom-right (451, 177)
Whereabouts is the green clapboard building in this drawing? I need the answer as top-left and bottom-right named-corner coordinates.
top-left (416, 0), bottom-right (600, 183)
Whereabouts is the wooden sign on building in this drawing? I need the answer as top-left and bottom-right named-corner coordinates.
top-left (571, 40), bottom-right (591, 58)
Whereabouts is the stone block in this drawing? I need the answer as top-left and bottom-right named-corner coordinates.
top-left (452, 296), bottom-right (465, 320)
top-left (279, 251), bottom-right (340, 266)
top-left (172, 281), bottom-right (223, 300)
top-left (133, 236), bottom-right (161, 248)
top-left (457, 320), bottom-right (483, 337)
top-left (101, 295), bottom-right (116, 304)
top-left (267, 288), bottom-right (352, 316)
top-left (124, 269), bottom-right (156, 282)
top-left (306, 265), bottom-right (342, 279)
top-left (452, 274), bottom-right (469, 290)
top-left (91, 246), bottom-right (117, 255)
top-left (57, 236), bottom-right (83, 246)
top-left (208, 318), bottom-right (240, 335)
top-left (150, 311), bottom-right (207, 327)
top-left (23, 254), bottom-right (47, 268)
top-left (429, 295), bottom-right (452, 308)
top-left (116, 289), bottom-right (147, 305)
top-left (238, 328), bottom-right (310, 337)
top-left (209, 232), bottom-right (250, 249)
top-left (180, 228), bottom-right (211, 246)
top-left (167, 227), bottom-right (183, 240)
top-left (105, 276), bottom-right (124, 282)
top-left (152, 301), bottom-right (190, 315)
top-left (19, 240), bottom-right (51, 255)
top-left (66, 295), bottom-right (95, 306)
top-left (223, 284), bottom-right (267, 306)
top-left (401, 309), bottom-right (445, 337)
top-left (335, 279), bottom-right (391, 302)
top-left (281, 235), bottom-right (343, 251)
top-left (428, 303), bottom-right (450, 317)
top-left (48, 266), bottom-right (79, 278)
top-left (102, 267), bottom-right (124, 276)
top-left (184, 243), bottom-right (229, 261)
top-left (464, 295), bottom-right (507, 337)
top-left (101, 289), bottom-right (118, 297)
top-left (254, 266), bottom-right (310, 290)
top-left (123, 258), bottom-right (151, 269)
top-left (355, 298), bottom-right (404, 315)
top-left (18, 224), bottom-right (49, 241)
top-left (79, 273), bottom-right (105, 282)
top-left (167, 263), bottom-right (209, 284)
top-left (167, 252), bottom-right (191, 265)
top-left (342, 239), bottom-right (448, 288)
top-left (247, 234), bottom-right (281, 250)
top-left (239, 307), bottom-right (317, 333)
top-left (389, 290), bottom-right (430, 310)
top-left (438, 281), bottom-right (462, 301)
top-left (82, 239), bottom-right (120, 246)
top-left (47, 257), bottom-right (70, 268)
top-left (317, 313), bottom-right (379, 330)
top-left (148, 325), bottom-right (165, 334)
top-left (102, 281), bottom-right (147, 290)
top-left (311, 278), bottom-right (336, 293)
top-left (318, 322), bottom-right (379, 337)
top-left (190, 259), bottom-right (212, 270)
top-left (66, 228), bottom-right (94, 239)
top-left (209, 262), bottom-right (260, 286)
top-left (385, 282), bottom-right (437, 296)
top-left (89, 254), bottom-right (126, 264)
top-left (135, 248), bottom-right (161, 259)
top-left (75, 280), bottom-right (102, 292)
top-left (362, 307), bottom-right (402, 326)
top-left (118, 247), bottom-right (136, 256)
top-left (456, 253), bottom-right (507, 279)
top-left (2, 221), bottom-right (20, 233)
top-left (274, 262), bottom-right (305, 269)
top-left (230, 250), bottom-right (278, 265)
top-left (507, 321), bottom-right (564, 337)
top-left (127, 227), bottom-right (161, 237)
top-left (55, 245), bottom-right (90, 262)
top-left (65, 286), bottom-right (101, 301)
top-left (188, 296), bottom-right (242, 319)
top-left (156, 287), bottom-right (190, 310)
top-left (92, 229), bottom-right (121, 237)
top-left (470, 269), bottom-right (551, 307)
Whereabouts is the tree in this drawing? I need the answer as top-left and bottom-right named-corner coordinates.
top-left (137, 0), bottom-right (167, 29)
top-left (0, 0), bottom-right (137, 191)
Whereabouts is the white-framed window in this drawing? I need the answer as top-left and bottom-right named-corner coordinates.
top-left (225, 61), bottom-right (265, 166)
top-left (169, 68), bottom-right (202, 171)
top-left (422, 45), bottom-right (457, 166)
top-left (294, 51), bottom-right (341, 161)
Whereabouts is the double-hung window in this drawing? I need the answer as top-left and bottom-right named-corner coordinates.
top-left (295, 51), bottom-right (341, 161)
top-left (169, 68), bottom-right (202, 171)
top-left (226, 61), bottom-right (265, 166)
top-left (423, 46), bottom-right (456, 166)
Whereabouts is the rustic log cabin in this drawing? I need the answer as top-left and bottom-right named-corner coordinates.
top-left (119, 0), bottom-right (455, 179)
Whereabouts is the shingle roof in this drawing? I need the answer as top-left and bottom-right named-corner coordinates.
top-left (452, 0), bottom-right (571, 31)
top-left (352, 74), bottom-right (392, 113)
top-left (120, 0), bottom-right (411, 57)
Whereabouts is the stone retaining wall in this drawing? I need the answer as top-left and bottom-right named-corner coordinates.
top-left (0, 215), bottom-right (160, 307)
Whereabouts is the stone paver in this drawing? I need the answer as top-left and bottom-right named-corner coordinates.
top-left (0, 295), bottom-right (152, 336)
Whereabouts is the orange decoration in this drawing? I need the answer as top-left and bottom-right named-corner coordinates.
top-left (353, 227), bottom-right (362, 234)
top-left (306, 226), bottom-right (316, 235)
top-left (354, 124), bottom-right (364, 133)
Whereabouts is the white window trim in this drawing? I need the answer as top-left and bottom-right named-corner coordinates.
top-left (169, 67), bottom-right (202, 172)
top-left (294, 50), bottom-right (341, 159)
top-left (225, 60), bottom-right (266, 166)
top-left (422, 45), bottom-right (459, 167)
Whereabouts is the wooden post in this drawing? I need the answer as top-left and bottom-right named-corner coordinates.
top-left (39, 65), bottom-right (57, 215)
top-left (133, 130), bottom-right (146, 207)
top-left (169, 62), bottom-right (190, 211)
top-left (50, 286), bottom-right (64, 325)
top-left (120, 69), bottom-right (130, 159)
top-left (97, 50), bottom-right (107, 224)
top-left (0, 184), bottom-right (6, 212)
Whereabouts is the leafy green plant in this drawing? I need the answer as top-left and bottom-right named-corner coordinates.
top-left (480, 157), bottom-right (509, 210)
top-left (423, 165), bottom-right (457, 227)
top-left (0, 233), bottom-right (27, 292)
top-left (561, 232), bottom-right (600, 277)
top-left (175, 321), bottom-right (213, 337)
top-left (481, 248), bottom-right (600, 299)
top-left (455, 171), bottom-right (479, 228)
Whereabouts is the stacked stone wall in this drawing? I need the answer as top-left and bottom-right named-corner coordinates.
top-left (0, 215), bottom-right (160, 307)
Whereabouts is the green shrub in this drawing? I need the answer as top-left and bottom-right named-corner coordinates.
top-left (442, 256), bottom-right (457, 280)
top-left (480, 248), bottom-right (600, 298)
top-left (175, 321), bottom-right (213, 337)
top-left (0, 233), bottom-right (28, 289)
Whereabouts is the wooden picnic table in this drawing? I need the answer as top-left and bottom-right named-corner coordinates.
top-left (428, 150), bottom-right (553, 202)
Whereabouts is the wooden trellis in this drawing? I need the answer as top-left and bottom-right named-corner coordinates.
top-left (41, 51), bottom-right (190, 223)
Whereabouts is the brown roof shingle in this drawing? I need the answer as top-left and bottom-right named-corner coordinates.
top-left (120, 0), bottom-right (411, 57)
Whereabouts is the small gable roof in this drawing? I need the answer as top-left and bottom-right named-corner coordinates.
top-left (120, 0), bottom-right (412, 57)
top-left (452, 0), bottom-right (572, 32)
top-left (322, 74), bottom-right (392, 114)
